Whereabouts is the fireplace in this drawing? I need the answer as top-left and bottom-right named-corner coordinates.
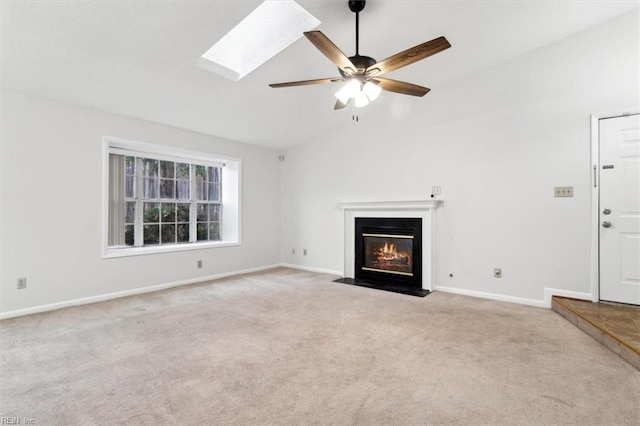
top-left (355, 217), bottom-right (422, 291)
top-left (336, 200), bottom-right (441, 297)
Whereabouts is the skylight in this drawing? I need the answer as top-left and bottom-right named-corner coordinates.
top-left (198, 0), bottom-right (320, 81)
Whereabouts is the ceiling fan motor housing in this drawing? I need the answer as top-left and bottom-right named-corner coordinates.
top-left (339, 55), bottom-right (376, 78)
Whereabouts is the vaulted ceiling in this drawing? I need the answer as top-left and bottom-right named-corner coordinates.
top-left (2, 1), bottom-right (637, 149)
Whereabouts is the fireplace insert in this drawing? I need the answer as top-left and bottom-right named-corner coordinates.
top-left (354, 217), bottom-right (422, 290)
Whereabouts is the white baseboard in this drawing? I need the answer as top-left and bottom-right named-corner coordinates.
top-left (3, 265), bottom-right (592, 320)
top-left (0, 264), bottom-right (281, 320)
top-left (434, 285), bottom-right (593, 309)
top-left (433, 285), bottom-right (548, 308)
top-left (543, 288), bottom-right (593, 307)
top-left (279, 263), bottom-right (342, 276)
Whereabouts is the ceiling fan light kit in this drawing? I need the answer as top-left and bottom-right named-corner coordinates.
top-left (269, 0), bottom-right (451, 113)
top-left (337, 80), bottom-right (381, 108)
top-left (354, 91), bottom-right (370, 108)
top-left (335, 79), bottom-right (361, 104)
top-left (363, 81), bottom-right (381, 101)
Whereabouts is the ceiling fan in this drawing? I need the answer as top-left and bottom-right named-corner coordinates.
top-left (269, 0), bottom-right (451, 111)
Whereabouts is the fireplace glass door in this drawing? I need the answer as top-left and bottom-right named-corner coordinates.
top-left (362, 234), bottom-right (413, 276)
top-left (354, 217), bottom-right (422, 289)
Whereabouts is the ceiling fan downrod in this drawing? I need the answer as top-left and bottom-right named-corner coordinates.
top-left (348, 0), bottom-right (366, 57)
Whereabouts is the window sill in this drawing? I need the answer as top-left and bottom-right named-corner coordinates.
top-left (103, 240), bottom-right (241, 259)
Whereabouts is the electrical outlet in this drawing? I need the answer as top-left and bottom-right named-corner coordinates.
top-left (494, 268), bottom-right (502, 278)
top-left (197, 260), bottom-right (203, 269)
top-left (17, 278), bottom-right (27, 289)
top-left (554, 186), bottom-right (574, 197)
top-left (303, 249), bottom-right (308, 256)
top-left (432, 186), bottom-right (442, 195)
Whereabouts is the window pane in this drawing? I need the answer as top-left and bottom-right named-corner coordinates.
top-left (160, 161), bottom-right (175, 178)
top-left (208, 183), bottom-right (220, 201)
top-left (208, 204), bottom-right (220, 222)
top-left (176, 203), bottom-right (190, 222)
top-left (161, 224), bottom-right (176, 244)
top-left (209, 223), bottom-right (220, 240)
top-left (196, 165), bottom-right (206, 180)
top-left (142, 159), bottom-right (158, 177)
top-left (176, 180), bottom-right (190, 200)
top-left (197, 204), bottom-right (207, 221)
top-left (125, 156), bottom-right (135, 175)
top-left (143, 178), bottom-right (158, 198)
top-left (143, 202), bottom-right (159, 223)
top-left (125, 225), bottom-right (134, 246)
top-left (161, 203), bottom-right (176, 222)
top-left (177, 163), bottom-right (189, 179)
top-left (143, 225), bottom-right (159, 245)
top-left (125, 176), bottom-right (135, 198)
top-left (125, 202), bottom-right (136, 223)
top-left (160, 179), bottom-right (175, 199)
top-left (197, 223), bottom-right (208, 241)
top-left (207, 167), bottom-right (220, 183)
top-left (177, 224), bottom-right (189, 242)
top-left (196, 182), bottom-right (206, 200)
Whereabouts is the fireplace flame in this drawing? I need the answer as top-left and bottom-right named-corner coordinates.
top-left (378, 242), bottom-right (410, 265)
top-left (381, 242), bottom-right (397, 260)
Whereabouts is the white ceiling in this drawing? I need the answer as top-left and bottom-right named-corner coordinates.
top-left (2, 0), bottom-right (638, 149)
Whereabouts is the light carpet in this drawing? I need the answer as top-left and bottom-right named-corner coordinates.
top-left (1, 268), bottom-right (639, 425)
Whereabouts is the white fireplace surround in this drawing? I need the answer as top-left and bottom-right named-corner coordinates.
top-left (337, 200), bottom-right (442, 291)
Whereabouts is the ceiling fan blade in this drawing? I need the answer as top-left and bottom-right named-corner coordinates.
top-left (304, 31), bottom-right (357, 75)
top-left (269, 77), bottom-right (343, 88)
top-left (366, 36), bottom-right (451, 76)
top-left (373, 78), bottom-right (431, 97)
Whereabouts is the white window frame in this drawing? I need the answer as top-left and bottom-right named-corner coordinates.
top-left (102, 136), bottom-right (241, 258)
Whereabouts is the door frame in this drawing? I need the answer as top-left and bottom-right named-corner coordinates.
top-left (590, 109), bottom-right (639, 302)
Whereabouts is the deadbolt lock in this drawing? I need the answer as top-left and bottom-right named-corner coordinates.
top-left (603, 209), bottom-right (611, 215)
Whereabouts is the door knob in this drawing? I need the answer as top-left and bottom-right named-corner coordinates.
top-left (602, 221), bottom-right (612, 228)
top-left (603, 209), bottom-right (611, 215)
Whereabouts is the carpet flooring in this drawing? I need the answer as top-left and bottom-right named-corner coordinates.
top-left (1, 268), bottom-right (639, 425)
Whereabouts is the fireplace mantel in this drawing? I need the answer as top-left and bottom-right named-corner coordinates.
top-left (337, 200), bottom-right (442, 211)
top-left (338, 200), bottom-right (442, 292)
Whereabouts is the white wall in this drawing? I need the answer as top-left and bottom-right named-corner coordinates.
top-left (1, 90), bottom-right (281, 315)
top-left (280, 11), bottom-right (639, 303)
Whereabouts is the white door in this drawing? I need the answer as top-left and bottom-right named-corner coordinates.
top-left (599, 114), bottom-right (640, 305)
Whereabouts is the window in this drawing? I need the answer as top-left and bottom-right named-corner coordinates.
top-left (105, 137), bottom-right (240, 257)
